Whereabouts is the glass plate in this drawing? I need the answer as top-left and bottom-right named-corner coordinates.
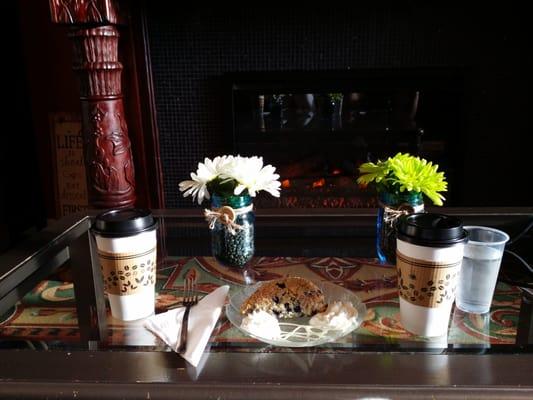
top-left (225, 280), bottom-right (366, 347)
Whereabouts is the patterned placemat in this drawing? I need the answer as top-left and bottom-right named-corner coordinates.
top-left (0, 257), bottom-right (520, 347)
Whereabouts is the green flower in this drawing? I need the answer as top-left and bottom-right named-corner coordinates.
top-left (357, 153), bottom-right (448, 206)
top-left (328, 93), bottom-right (343, 102)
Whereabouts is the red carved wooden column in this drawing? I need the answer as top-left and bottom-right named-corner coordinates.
top-left (50, 0), bottom-right (136, 209)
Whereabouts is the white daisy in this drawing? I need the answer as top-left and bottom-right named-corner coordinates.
top-left (226, 156), bottom-right (281, 197)
top-left (179, 156), bottom-right (234, 204)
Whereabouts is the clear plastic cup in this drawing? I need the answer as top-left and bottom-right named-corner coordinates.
top-left (456, 226), bottom-right (509, 314)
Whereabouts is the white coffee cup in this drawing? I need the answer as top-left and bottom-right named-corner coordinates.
top-left (396, 213), bottom-right (468, 337)
top-left (92, 209), bottom-right (158, 321)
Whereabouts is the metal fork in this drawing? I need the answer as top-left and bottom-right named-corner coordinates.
top-left (177, 277), bottom-right (198, 353)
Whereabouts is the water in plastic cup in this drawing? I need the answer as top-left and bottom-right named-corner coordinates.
top-left (456, 226), bottom-right (509, 314)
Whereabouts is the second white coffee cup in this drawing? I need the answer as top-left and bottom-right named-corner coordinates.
top-left (396, 213), bottom-right (468, 337)
top-left (92, 209), bottom-right (158, 321)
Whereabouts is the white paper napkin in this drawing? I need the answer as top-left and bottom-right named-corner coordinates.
top-left (144, 285), bottom-right (229, 367)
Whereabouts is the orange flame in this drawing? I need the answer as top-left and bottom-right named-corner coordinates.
top-left (312, 178), bottom-right (326, 188)
top-left (281, 179), bottom-right (291, 189)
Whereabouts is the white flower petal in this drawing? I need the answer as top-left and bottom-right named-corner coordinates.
top-left (179, 180), bottom-right (196, 191)
top-left (197, 186), bottom-right (208, 204)
top-left (234, 184), bottom-right (246, 195)
top-left (183, 186), bottom-right (198, 197)
top-left (181, 155), bottom-right (282, 202)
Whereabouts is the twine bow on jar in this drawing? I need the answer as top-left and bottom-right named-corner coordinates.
top-left (380, 202), bottom-right (420, 228)
top-left (204, 204), bottom-right (254, 235)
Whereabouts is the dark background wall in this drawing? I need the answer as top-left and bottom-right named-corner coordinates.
top-left (2, 1), bottom-right (66, 250)
top-left (146, 4), bottom-right (530, 208)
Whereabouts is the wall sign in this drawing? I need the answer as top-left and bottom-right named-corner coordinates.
top-left (50, 113), bottom-right (88, 217)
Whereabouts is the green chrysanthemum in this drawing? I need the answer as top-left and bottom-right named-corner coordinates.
top-left (357, 153), bottom-right (448, 206)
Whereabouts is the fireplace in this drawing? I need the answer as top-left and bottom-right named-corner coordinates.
top-left (143, 4), bottom-right (530, 208)
top-left (228, 69), bottom-right (465, 208)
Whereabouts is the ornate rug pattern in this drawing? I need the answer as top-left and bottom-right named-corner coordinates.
top-left (0, 257), bottom-right (520, 347)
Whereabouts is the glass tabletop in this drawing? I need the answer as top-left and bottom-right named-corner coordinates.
top-left (1, 208), bottom-right (532, 397)
top-left (1, 208), bottom-right (531, 354)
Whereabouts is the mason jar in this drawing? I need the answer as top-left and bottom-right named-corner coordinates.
top-left (376, 188), bottom-right (424, 264)
top-left (210, 194), bottom-right (255, 268)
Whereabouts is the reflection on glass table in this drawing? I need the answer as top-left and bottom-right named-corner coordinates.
top-left (0, 209), bottom-right (531, 353)
top-left (0, 255), bottom-right (527, 351)
top-left (0, 209), bottom-right (532, 399)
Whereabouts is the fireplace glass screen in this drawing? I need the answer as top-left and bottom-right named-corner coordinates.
top-left (229, 71), bottom-right (465, 208)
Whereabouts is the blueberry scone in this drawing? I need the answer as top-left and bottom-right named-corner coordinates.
top-left (240, 277), bottom-right (327, 318)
